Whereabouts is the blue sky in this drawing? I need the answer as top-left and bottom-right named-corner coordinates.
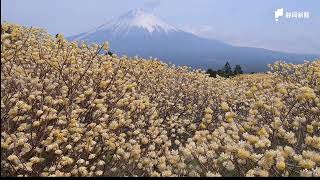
top-left (1, 0), bottom-right (319, 54)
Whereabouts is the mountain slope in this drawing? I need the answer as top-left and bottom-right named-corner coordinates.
top-left (68, 9), bottom-right (318, 72)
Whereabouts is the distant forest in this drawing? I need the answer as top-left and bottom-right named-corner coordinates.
top-left (206, 62), bottom-right (244, 78)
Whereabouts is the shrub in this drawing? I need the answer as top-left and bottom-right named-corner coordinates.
top-left (1, 23), bottom-right (320, 177)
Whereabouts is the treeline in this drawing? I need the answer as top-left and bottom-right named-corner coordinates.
top-left (206, 62), bottom-right (243, 78)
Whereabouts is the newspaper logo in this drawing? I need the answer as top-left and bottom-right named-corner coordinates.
top-left (275, 8), bottom-right (310, 22)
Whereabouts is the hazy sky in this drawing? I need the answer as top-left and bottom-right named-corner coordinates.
top-left (1, 0), bottom-right (319, 54)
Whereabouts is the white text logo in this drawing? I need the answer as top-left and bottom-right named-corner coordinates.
top-left (274, 8), bottom-right (310, 22)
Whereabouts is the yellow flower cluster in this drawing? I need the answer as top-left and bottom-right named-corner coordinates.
top-left (1, 23), bottom-right (319, 177)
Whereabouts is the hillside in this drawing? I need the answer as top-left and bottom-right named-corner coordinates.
top-left (1, 23), bottom-right (320, 177)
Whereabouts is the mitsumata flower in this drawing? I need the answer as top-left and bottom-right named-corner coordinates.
top-left (1, 23), bottom-right (319, 177)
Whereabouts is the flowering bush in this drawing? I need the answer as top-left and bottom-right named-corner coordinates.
top-left (1, 23), bottom-right (319, 177)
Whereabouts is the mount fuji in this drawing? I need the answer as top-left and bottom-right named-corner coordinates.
top-left (68, 9), bottom-right (318, 72)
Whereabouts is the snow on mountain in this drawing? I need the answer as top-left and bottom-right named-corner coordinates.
top-left (73, 9), bottom-right (178, 40)
top-left (113, 9), bottom-right (178, 33)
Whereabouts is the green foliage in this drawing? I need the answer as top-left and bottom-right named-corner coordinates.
top-left (223, 62), bottom-right (232, 77)
top-left (105, 51), bottom-right (114, 56)
top-left (206, 68), bottom-right (217, 78)
top-left (234, 65), bottom-right (243, 75)
top-left (206, 62), bottom-right (244, 78)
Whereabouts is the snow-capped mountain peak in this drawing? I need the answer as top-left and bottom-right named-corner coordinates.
top-left (74, 9), bottom-right (179, 40)
top-left (115, 8), bottom-right (177, 33)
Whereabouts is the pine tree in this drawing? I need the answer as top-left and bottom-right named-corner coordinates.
top-left (223, 62), bottom-right (232, 77)
top-left (233, 65), bottom-right (243, 75)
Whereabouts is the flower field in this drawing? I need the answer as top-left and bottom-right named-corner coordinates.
top-left (1, 23), bottom-right (319, 177)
